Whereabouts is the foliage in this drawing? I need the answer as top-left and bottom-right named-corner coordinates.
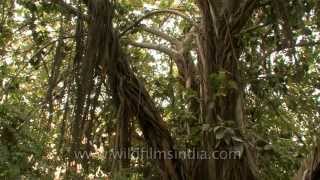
top-left (0, 0), bottom-right (319, 179)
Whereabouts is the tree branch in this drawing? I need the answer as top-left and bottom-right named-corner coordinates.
top-left (137, 25), bottom-right (179, 44)
top-left (120, 9), bottom-right (196, 37)
top-left (126, 41), bottom-right (178, 57)
top-left (240, 22), bottom-right (271, 35)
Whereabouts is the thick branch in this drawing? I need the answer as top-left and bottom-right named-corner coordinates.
top-left (137, 25), bottom-right (179, 44)
top-left (127, 41), bottom-right (178, 57)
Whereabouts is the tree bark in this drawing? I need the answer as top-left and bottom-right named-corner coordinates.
top-left (293, 143), bottom-right (320, 180)
top-left (195, 0), bottom-right (258, 179)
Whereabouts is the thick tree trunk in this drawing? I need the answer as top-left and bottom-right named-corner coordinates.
top-left (86, 0), bottom-right (185, 179)
top-left (195, 0), bottom-right (258, 179)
